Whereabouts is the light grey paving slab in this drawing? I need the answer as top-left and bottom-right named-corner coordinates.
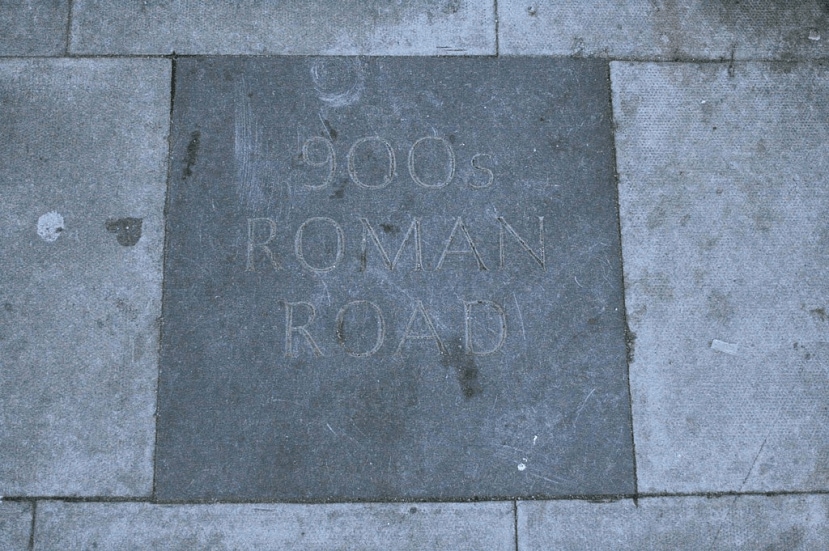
top-left (0, 58), bottom-right (170, 496)
top-left (518, 495), bottom-right (829, 550)
top-left (35, 501), bottom-right (514, 550)
top-left (501, 1), bottom-right (829, 60)
top-left (69, 0), bottom-right (495, 55)
top-left (0, 502), bottom-right (32, 550)
top-left (612, 61), bottom-right (829, 493)
top-left (0, 0), bottom-right (68, 56)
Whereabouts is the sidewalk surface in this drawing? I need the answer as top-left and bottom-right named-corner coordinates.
top-left (2, 1), bottom-right (828, 549)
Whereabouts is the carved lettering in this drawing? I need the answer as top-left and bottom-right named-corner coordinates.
top-left (336, 300), bottom-right (386, 357)
top-left (408, 136), bottom-right (455, 189)
top-left (498, 216), bottom-right (545, 269)
top-left (395, 300), bottom-right (446, 355)
top-left (347, 136), bottom-right (396, 189)
top-left (464, 300), bottom-right (507, 355)
top-left (246, 217), bottom-right (281, 272)
top-left (284, 301), bottom-right (324, 358)
top-left (294, 217), bottom-right (345, 273)
top-left (301, 136), bottom-right (336, 190)
top-left (436, 217), bottom-right (488, 271)
top-left (468, 153), bottom-right (494, 189)
top-left (359, 217), bottom-right (423, 271)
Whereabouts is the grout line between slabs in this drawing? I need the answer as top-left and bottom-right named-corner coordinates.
top-left (513, 500), bottom-right (519, 551)
top-left (606, 61), bottom-right (639, 503)
top-left (3, 489), bottom-right (828, 505)
top-left (150, 53), bottom-right (178, 502)
top-left (2, 52), bottom-right (829, 62)
top-left (494, 0), bottom-right (500, 56)
top-left (28, 500), bottom-right (36, 551)
top-left (64, 0), bottom-right (73, 56)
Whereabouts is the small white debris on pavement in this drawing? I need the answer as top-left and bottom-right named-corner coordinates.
top-left (37, 211), bottom-right (64, 242)
top-left (711, 339), bottom-right (739, 356)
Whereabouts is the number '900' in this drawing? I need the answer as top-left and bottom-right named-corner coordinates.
top-left (300, 136), bottom-right (494, 191)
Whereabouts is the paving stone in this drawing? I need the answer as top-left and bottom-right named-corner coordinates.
top-left (35, 501), bottom-right (514, 550)
top-left (0, 502), bottom-right (32, 550)
top-left (0, 0), bottom-right (68, 56)
top-left (0, 59), bottom-right (170, 496)
top-left (500, 1), bottom-right (829, 60)
top-left (612, 61), bottom-right (829, 493)
top-left (155, 57), bottom-right (633, 501)
top-left (518, 495), bottom-right (829, 550)
top-left (69, 0), bottom-right (495, 55)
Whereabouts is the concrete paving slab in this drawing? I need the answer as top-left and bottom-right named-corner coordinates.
top-left (518, 495), bottom-right (829, 549)
top-left (0, 58), bottom-right (170, 496)
top-left (69, 0), bottom-right (495, 55)
top-left (0, 502), bottom-right (32, 550)
top-left (612, 61), bottom-right (829, 493)
top-left (0, 0), bottom-right (68, 56)
top-left (35, 500), bottom-right (514, 550)
top-left (500, 1), bottom-right (829, 60)
top-left (155, 57), bottom-right (633, 501)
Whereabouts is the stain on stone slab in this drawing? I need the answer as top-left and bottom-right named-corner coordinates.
top-left (105, 217), bottom-right (143, 246)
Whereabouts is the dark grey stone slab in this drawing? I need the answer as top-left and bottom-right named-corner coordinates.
top-left (35, 501), bottom-right (514, 550)
top-left (0, 1), bottom-right (67, 56)
top-left (156, 57), bottom-right (632, 501)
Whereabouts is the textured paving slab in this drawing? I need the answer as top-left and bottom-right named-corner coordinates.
top-left (0, 0), bottom-right (67, 56)
top-left (69, 0), bottom-right (495, 55)
top-left (0, 59), bottom-right (170, 496)
top-left (35, 501), bottom-right (514, 550)
top-left (0, 502), bottom-right (32, 551)
top-left (501, 1), bottom-right (829, 60)
top-left (156, 57), bottom-right (633, 501)
top-left (518, 495), bottom-right (829, 549)
top-left (612, 61), bottom-right (829, 493)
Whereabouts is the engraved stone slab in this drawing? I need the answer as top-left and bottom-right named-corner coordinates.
top-left (156, 57), bottom-right (632, 501)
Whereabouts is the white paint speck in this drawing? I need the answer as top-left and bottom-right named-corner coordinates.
top-left (809, 29), bottom-right (821, 41)
top-left (37, 211), bottom-right (64, 242)
top-left (517, 463), bottom-right (526, 471)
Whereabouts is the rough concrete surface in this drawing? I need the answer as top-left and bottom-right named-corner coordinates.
top-left (518, 495), bottom-right (829, 549)
top-left (0, 0), bottom-right (68, 56)
top-left (34, 501), bottom-right (514, 550)
top-left (612, 61), bottom-right (829, 493)
top-left (501, 1), bottom-right (829, 59)
top-left (0, 502), bottom-right (32, 550)
top-left (69, 0), bottom-right (495, 55)
top-left (0, 58), bottom-right (170, 496)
